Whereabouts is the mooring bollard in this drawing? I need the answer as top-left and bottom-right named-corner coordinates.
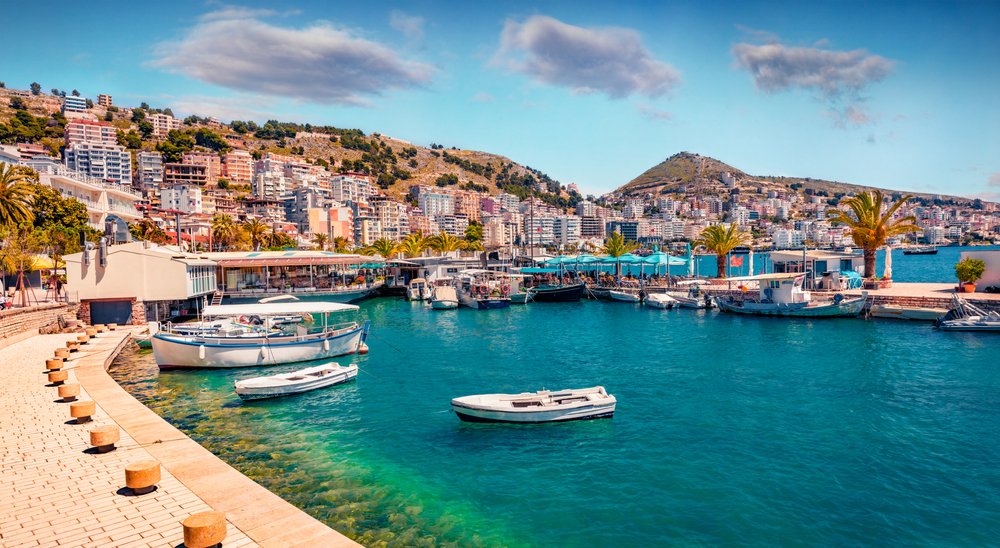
top-left (66, 340), bottom-right (80, 352)
top-left (182, 511), bottom-right (227, 548)
top-left (48, 370), bottom-right (68, 385)
top-left (95, 324), bottom-right (107, 333)
top-left (89, 425), bottom-right (120, 453)
top-left (124, 460), bottom-right (161, 495)
top-left (108, 323), bottom-right (118, 331)
top-left (54, 348), bottom-right (70, 359)
top-left (58, 383), bottom-right (80, 402)
top-left (46, 358), bottom-right (63, 371)
top-left (69, 401), bottom-right (96, 423)
top-left (77, 334), bottom-right (89, 345)
top-left (85, 327), bottom-right (98, 338)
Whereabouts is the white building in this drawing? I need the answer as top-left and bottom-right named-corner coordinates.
top-left (64, 142), bottom-right (132, 185)
top-left (523, 216), bottom-right (556, 246)
top-left (28, 163), bottom-right (142, 229)
top-left (64, 120), bottom-right (117, 146)
top-left (160, 185), bottom-right (203, 214)
top-left (419, 191), bottom-right (456, 217)
top-left (329, 175), bottom-right (376, 204)
top-left (773, 228), bottom-right (805, 249)
top-left (147, 112), bottom-right (182, 136)
top-left (62, 95), bottom-right (88, 113)
top-left (138, 151), bottom-right (163, 192)
top-left (253, 171), bottom-right (288, 201)
top-left (554, 215), bottom-right (581, 246)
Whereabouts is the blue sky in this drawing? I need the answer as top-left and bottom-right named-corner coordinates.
top-left (4, 1), bottom-right (999, 199)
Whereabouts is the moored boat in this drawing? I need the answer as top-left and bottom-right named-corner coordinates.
top-left (451, 386), bottom-right (616, 423)
top-left (715, 273), bottom-right (867, 318)
top-left (456, 270), bottom-right (511, 310)
top-left (609, 290), bottom-right (641, 303)
top-left (644, 293), bottom-right (678, 309)
top-left (431, 285), bottom-right (459, 310)
top-left (407, 278), bottom-right (431, 301)
top-left (903, 246), bottom-right (938, 255)
top-left (936, 296), bottom-right (1000, 332)
top-left (869, 304), bottom-right (947, 321)
top-left (527, 283), bottom-right (585, 302)
top-left (235, 363), bottom-right (358, 401)
top-left (510, 289), bottom-right (534, 304)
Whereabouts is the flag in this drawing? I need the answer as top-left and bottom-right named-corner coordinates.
top-left (729, 255), bottom-right (744, 267)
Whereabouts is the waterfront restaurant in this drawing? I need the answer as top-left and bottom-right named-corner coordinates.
top-left (770, 249), bottom-right (866, 290)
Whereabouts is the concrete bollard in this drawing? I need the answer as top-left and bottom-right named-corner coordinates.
top-left (66, 341), bottom-right (80, 352)
top-left (54, 348), bottom-right (70, 359)
top-left (70, 401), bottom-right (96, 423)
top-left (58, 383), bottom-right (80, 402)
top-left (48, 370), bottom-right (69, 385)
top-left (85, 327), bottom-right (98, 338)
top-left (89, 425), bottom-right (120, 453)
top-left (125, 460), bottom-right (161, 495)
top-left (108, 323), bottom-right (118, 331)
top-left (46, 358), bottom-right (64, 371)
top-left (182, 511), bottom-right (227, 548)
top-left (95, 324), bottom-right (107, 333)
top-left (77, 334), bottom-right (89, 345)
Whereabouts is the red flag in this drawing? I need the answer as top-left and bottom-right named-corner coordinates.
top-left (729, 255), bottom-right (744, 267)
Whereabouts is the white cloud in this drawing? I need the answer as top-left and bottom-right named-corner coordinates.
top-left (389, 10), bottom-right (425, 42)
top-left (494, 15), bottom-right (680, 99)
top-left (989, 172), bottom-right (1000, 187)
top-left (635, 103), bottom-right (672, 122)
top-left (151, 8), bottom-right (434, 106)
top-left (168, 95), bottom-right (279, 123)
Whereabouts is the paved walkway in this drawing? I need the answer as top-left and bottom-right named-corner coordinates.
top-left (843, 282), bottom-right (1000, 302)
top-left (0, 330), bottom-right (358, 547)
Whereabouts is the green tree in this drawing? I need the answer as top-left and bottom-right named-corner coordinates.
top-left (464, 221), bottom-right (483, 244)
top-left (138, 121), bottom-right (154, 140)
top-left (397, 232), bottom-right (428, 258)
top-left (428, 232), bottom-right (465, 255)
top-left (28, 181), bottom-right (92, 232)
top-left (156, 130), bottom-right (195, 162)
top-left (0, 163), bottom-right (35, 229)
top-left (825, 191), bottom-right (919, 279)
top-left (193, 128), bottom-right (231, 153)
top-left (695, 224), bottom-right (750, 279)
top-left (129, 219), bottom-right (170, 245)
top-left (331, 236), bottom-right (351, 253)
top-left (30, 82), bottom-right (41, 95)
top-left (364, 238), bottom-right (399, 259)
top-left (117, 130), bottom-right (142, 150)
top-left (241, 218), bottom-right (270, 251)
top-left (602, 231), bottom-right (640, 258)
top-left (131, 109), bottom-right (146, 123)
top-left (9, 97), bottom-right (27, 110)
top-left (211, 214), bottom-right (240, 251)
top-left (311, 232), bottom-right (329, 251)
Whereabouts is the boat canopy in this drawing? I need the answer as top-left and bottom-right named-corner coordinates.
top-left (724, 272), bottom-right (803, 282)
top-left (203, 302), bottom-right (359, 317)
top-left (519, 267), bottom-right (562, 274)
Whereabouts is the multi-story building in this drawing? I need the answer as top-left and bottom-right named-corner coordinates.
top-left (222, 150), bottom-right (253, 184)
top-left (435, 214), bottom-right (470, 238)
top-left (62, 95), bottom-right (88, 113)
top-left (207, 190), bottom-right (238, 217)
top-left (285, 187), bottom-right (334, 233)
top-left (329, 205), bottom-right (354, 244)
top-left (182, 152), bottom-right (222, 182)
top-left (523, 216), bottom-right (556, 246)
top-left (147, 112), bottom-right (182, 137)
top-left (137, 151), bottom-right (164, 193)
top-left (606, 220), bottom-right (639, 242)
top-left (159, 185), bottom-right (203, 214)
top-left (28, 163), bottom-right (142, 230)
top-left (772, 228), bottom-right (805, 249)
top-left (253, 171), bottom-right (288, 201)
top-left (408, 210), bottom-right (434, 235)
top-left (419, 190), bottom-right (455, 217)
top-left (371, 195), bottom-right (409, 241)
top-left (454, 191), bottom-right (481, 222)
top-left (576, 201), bottom-right (596, 217)
top-left (498, 192), bottom-right (520, 212)
top-left (64, 120), bottom-right (117, 146)
top-left (553, 215), bottom-right (581, 247)
top-left (330, 174), bottom-right (376, 204)
top-left (580, 216), bottom-right (606, 240)
top-left (483, 216), bottom-right (517, 247)
top-left (97, 94), bottom-right (112, 108)
top-left (64, 142), bottom-right (132, 185)
top-left (164, 163), bottom-right (209, 186)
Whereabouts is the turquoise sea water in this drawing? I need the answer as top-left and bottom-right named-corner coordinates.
top-left (112, 297), bottom-right (1000, 546)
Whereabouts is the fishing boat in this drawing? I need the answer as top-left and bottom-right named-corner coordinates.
top-left (407, 278), bottom-right (431, 301)
top-left (669, 283), bottom-right (714, 309)
top-left (526, 283), bottom-right (585, 302)
top-left (510, 289), bottom-right (535, 304)
top-left (234, 363), bottom-right (358, 401)
top-left (869, 304), bottom-right (947, 321)
top-left (644, 293), bottom-right (678, 309)
top-left (431, 285), bottom-right (459, 310)
top-left (451, 386), bottom-right (616, 423)
top-left (608, 289), bottom-right (641, 303)
top-left (455, 270), bottom-right (511, 310)
top-left (936, 296), bottom-right (1000, 331)
top-left (903, 246), bottom-right (938, 255)
top-left (715, 273), bottom-right (867, 318)
top-left (151, 302), bottom-right (370, 369)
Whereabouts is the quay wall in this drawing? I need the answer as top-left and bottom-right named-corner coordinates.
top-left (0, 303), bottom-right (75, 349)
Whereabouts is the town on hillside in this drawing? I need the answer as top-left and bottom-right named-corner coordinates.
top-left (1, 85), bottom-right (997, 253)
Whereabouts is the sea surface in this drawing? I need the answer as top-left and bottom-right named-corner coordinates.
top-left (112, 295), bottom-right (1000, 546)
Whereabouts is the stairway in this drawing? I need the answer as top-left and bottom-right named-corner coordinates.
top-left (210, 291), bottom-right (224, 306)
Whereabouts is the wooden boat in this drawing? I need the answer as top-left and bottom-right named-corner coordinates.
top-left (510, 289), bottom-right (534, 304)
top-left (152, 302), bottom-right (370, 369)
top-left (235, 363), bottom-right (358, 401)
top-left (451, 386), bottom-right (616, 423)
top-left (903, 246), bottom-right (938, 255)
top-left (609, 290), bottom-right (641, 303)
top-left (644, 293), bottom-right (678, 309)
top-left (456, 270), bottom-right (511, 310)
top-left (869, 304), bottom-right (947, 321)
top-left (527, 283), bottom-right (585, 302)
top-left (715, 273), bottom-right (867, 318)
top-left (936, 296), bottom-right (1000, 332)
top-left (431, 286), bottom-right (459, 310)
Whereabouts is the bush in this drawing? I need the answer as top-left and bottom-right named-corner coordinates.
top-left (955, 257), bottom-right (986, 284)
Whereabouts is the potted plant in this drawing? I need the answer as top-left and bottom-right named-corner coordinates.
top-left (955, 257), bottom-right (986, 293)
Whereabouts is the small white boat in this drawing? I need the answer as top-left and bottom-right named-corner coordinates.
top-left (235, 363), bottom-right (358, 401)
top-left (431, 286), bottom-right (459, 310)
top-left (451, 386), bottom-right (616, 423)
top-left (869, 304), bottom-right (947, 321)
top-left (407, 278), bottom-right (431, 301)
top-left (608, 290), bottom-right (641, 303)
top-left (644, 293), bottom-right (678, 309)
top-left (936, 296), bottom-right (1000, 332)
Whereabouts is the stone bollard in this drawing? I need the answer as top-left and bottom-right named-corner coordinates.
top-left (46, 358), bottom-right (64, 371)
top-left (108, 323), bottom-right (118, 331)
top-left (54, 348), bottom-right (70, 359)
top-left (77, 334), bottom-right (89, 345)
top-left (66, 340), bottom-right (80, 352)
top-left (58, 383), bottom-right (80, 402)
top-left (95, 324), bottom-right (107, 333)
top-left (70, 401), bottom-right (96, 423)
top-left (85, 327), bottom-right (98, 338)
top-left (124, 460), bottom-right (161, 495)
top-left (48, 370), bottom-right (69, 385)
top-left (89, 425), bottom-right (120, 453)
top-left (182, 512), bottom-right (227, 548)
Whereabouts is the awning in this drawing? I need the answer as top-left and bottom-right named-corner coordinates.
top-left (215, 257), bottom-right (373, 267)
top-left (204, 302), bottom-right (359, 316)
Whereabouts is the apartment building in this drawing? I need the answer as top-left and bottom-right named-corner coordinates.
top-left (182, 152), bottom-right (222, 182)
top-left (454, 190), bottom-right (482, 222)
top-left (553, 215), bottom-right (582, 246)
top-left (148, 112), bottom-right (182, 136)
top-left (419, 190), bottom-right (455, 216)
top-left (523, 216), bottom-right (556, 246)
top-left (160, 185), bottom-right (203, 214)
top-left (137, 151), bottom-right (163, 192)
top-left (222, 150), bottom-right (253, 184)
top-left (330, 174), bottom-right (376, 204)
top-left (64, 120), bottom-right (117, 145)
top-left (164, 163), bottom-right (209, 186)
top-left (253, 171), bottom-right (288, 201)
top-left (62, 95), bottom-right (88, 113)
top-left (97, 94), bottom-right (112, 108)
top-left (371, 196), bottom-right (410, 242)
top-left (64, 142), bottom-right (132, 185)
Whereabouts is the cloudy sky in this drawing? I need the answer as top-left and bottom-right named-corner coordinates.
top-left (4, 1), bottom-right (998, 199)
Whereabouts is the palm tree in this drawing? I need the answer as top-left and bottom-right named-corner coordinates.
top-left (312, 233), bottom-right (329, 251)
top-left (397, 232), bottom-right (428, 258)
top-left (130, 219), bottom-right (170, 244)
top-left (211, 214), bottom-right (238, 250)
top-left (364, 238), bottom-right (399, 259)
top-left (0, 162), bottom-right (36, 229)
top-left (602, 231), bottom-right (639, 258)
top-left (428, 232), bottom-right (465, 255)
top-left (826, 190), bottom-right (919, 279)
top-left (331, 236), bottom-right (351, 253)
top-left (695, 224), bottom-right (750, 279)
top-left (242, 218), bottom-right (270, 251)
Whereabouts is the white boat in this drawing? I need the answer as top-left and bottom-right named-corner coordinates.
top-left (234, 363), bottom-right (358, 401)
top-left (936, 296), bottom-right (1000, 332)
top-left (869, 304), bottom-right (947, 321)
top-left (431, 285), bottom-right (459, 310)
top-left (669, 285), bottom-right (714, 309)
top-left (644, 293), bottom-right (678, 309)
top-left (715, 273), bottom-right (867, 318)
top-left (608, 290), bottom-right (641, 303)
top-left (152, 302), bottom-right (370, 369)
top-left (456, 270), bottom-right (511, 310)
top-left (407, 278), bottom-right (431, 301)
top-left (451, 386), bottom-right (616, 423)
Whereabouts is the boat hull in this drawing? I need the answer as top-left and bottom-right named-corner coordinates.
top-left (528, 283), bottom-right (585, 303)
top-left (451, 402), bottom-right (616, 423)
top-left (153, 324), bottom-right (367, 369)
top-left (235, 365), bottom-right (358, 401)
top-left (717, 296), bottom-right (866, 318)
top-left (869, 305), bottom-right (947, 321)
top-left (609, 290), bottom-right (641, 303)
top-left (431, 299), bottom-right (458, 310)
top-left (644, 295), bottom-right (676, 309)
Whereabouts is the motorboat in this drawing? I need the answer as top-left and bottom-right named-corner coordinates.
top-left (431, 285), bottom-right (459, 310)
top-left (669, 285), bottom-right (715, 309)
top-left (869, 304), bottom-right (947, 321)
top-left (715, 273), bottom-right (867, 318)
top-left (407, 278), bottom-right (431, 301)
top-left (936, 296), bottom-right (1000, 331)
top-left (451, 386), bottom-right (616, 423)
top-left (235, 363), bottom-right (358, 401)
top-left (526, 283), bottom-right (585, 302)
top-left (644, 293), bottom-right (678, 309)
top-left (903, 246), bottom-right (938, 255)
top-left (152, 301), bottom-right (371, 369)
top-left (608, 290), bottom-right (641, 303)
top-left (510, 289), bottom-right (534, 304)
top-left (455, 270), bottom-right (511, 310)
